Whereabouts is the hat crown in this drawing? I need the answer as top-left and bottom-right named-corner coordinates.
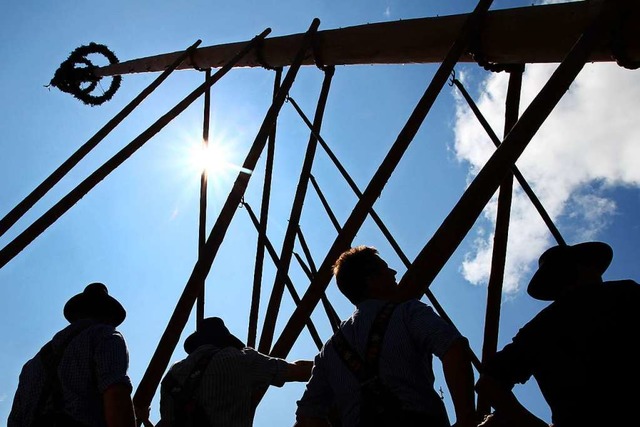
top-left (84, 282), bottom-right (109, 296)
top-left (184, 317), bottom-right (245, 354)
top-left (527, 241), bottom-right (613, 301)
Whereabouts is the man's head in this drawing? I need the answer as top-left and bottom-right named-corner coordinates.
top-left (183, 317), bottom-right (245, 354)
top-left (63, 282), bottom-right (126, 326)
top-left (333, 246), bottom-right (398, 305)
top-left (527, 241), bottom-right (613, 301)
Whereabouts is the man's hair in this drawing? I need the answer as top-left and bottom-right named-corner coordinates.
top-left (333, 245), bottom-right (380, 305)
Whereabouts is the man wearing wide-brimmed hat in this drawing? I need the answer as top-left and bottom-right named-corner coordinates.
top-left (9, 283), bottom-right (136, 427)
top-left (475, 242), bottom-right (640, 427)
top-left (158, 316), bottom-right (312, 427)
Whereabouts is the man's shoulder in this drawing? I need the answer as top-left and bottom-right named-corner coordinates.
top-left (605, 279), bottom-right (640, 290)
top-left (396, 298), bottom-right (436, 318)
top-left (52, 320), bottom-right (119, 344)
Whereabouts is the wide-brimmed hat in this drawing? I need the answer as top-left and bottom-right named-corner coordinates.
top-left (184, 317), bottom-right (245, 354)
top-left (527, 242), bottom-right (613, 301)
top-left (63, 282), bottom-right (126, 326)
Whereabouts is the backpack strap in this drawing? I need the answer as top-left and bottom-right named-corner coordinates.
top-left (332, 302), bottom-right (397, 382)
top-left (34, 322), bottom-right (95, 423)
top-left (163, 348), bottom-right (220, 426)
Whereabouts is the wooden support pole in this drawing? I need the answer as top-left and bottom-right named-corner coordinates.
top-left (197, 68), bottom-right (212, 329)
top-left (309, 174), bottom-right (342, 232)
top-left (248, 67), bottom-right (282, 348)
top-left (477, 67), bottom-right (523, 418)
top-left (93, 0), bottom-right (639, 76)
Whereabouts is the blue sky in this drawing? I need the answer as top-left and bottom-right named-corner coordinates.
top-left (2, 0), bottom-right (639, 425)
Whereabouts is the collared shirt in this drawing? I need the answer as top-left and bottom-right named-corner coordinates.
top-left (484, 280), bottom-right (640, 426)
top-left (160, 345), bottom-right (288, 427)
top-left (296, 299), bottom-right (461, 427)
top-left (8, 319), bottom-right (132, 427)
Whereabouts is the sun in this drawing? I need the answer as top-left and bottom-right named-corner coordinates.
top-left (189, 139), bottom-right (241, 178)
top-left (181, 132), bottom-right (252, 194)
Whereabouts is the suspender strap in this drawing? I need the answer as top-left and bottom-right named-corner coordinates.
top-left (333, 302), bottom-right (397, 381)
top-left (333, 330), bottom-right (367, 381)
top-left (364, 302), bottom-right (396, 370)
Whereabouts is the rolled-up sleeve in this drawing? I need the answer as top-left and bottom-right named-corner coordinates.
top-left (404, 300), bottom-right (461, 359)
top-left (244, 348), bottom-right (289, 388)
top-left (94, 329), bottom-right (132, 393)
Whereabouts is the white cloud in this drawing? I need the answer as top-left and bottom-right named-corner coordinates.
top-left (384, 6), bottom-right (391, 18)
top-left (453, 62), bottom-right (640, 294)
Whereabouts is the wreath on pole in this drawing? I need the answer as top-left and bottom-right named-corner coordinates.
top-left (49, 42), bottom-right (122, 106)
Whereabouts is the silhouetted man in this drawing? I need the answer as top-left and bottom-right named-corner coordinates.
top-left (476, 242), bottom-right (640, 427)
top-left (9, 282), bottom-right (136, 427)
top-left (159, 316), bottom-right (312, 427)
top-left (295, 246), bottom-right (476, 427)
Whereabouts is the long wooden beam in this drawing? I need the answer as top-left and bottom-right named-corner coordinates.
top-left (95, 0), bottom-right (639, 77)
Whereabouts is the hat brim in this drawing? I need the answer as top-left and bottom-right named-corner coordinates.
top-left (527, 242), bottom-right (613, 301)
top-left (64, 293), bottom-right (126, 326)
top-left (184, 332), bottom-right (245, 354)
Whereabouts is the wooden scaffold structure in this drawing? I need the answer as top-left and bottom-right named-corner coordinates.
top-left (1, 0), bottom-right (638, 420)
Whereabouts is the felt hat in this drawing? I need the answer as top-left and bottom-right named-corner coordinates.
top-left (184, 317), bottom-right (245, 354)
top-left (63, 282), bottom-right (126, 326)
top-left (527, 242), bottom-right (613, 301)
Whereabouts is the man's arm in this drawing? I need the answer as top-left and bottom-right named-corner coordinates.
top-left (284, 359), bottom-right (314, 382)
top-left (441, 337), bottom-right (477, 427)
top-left (103, 383), bottom-right (136, 427)
top-left (475, 374), bottom-right (549, 427)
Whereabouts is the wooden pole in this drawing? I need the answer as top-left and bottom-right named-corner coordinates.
top-left (248, 67), bottom-right (282, 348)
top-left (197, 68), bottom-right (212, 328)
top-left (94, 0), bottom-right (639, 76)
top-left (477, 67), bottom-right (522, 417)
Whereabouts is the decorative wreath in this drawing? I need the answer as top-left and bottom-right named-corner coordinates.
top-left (49, 43), bottom-right (122, 106)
